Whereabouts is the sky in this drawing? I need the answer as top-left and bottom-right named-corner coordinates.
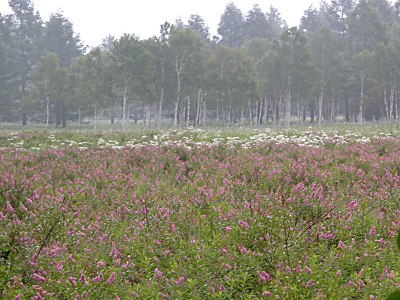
top-left (0, 0), bottom-right (321, 47)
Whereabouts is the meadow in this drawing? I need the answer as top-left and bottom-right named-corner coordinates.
top-left (0, 126), bottom-right (399, 299)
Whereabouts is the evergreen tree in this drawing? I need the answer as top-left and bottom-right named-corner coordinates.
top-left (244, 4), bottom-right (269, 41)
top-left (218, 2), bottom-right (244, 47)
top-left (42, 12), bottom-right (84, 67)
top-left (8, 0), bottom-right (43, 125)
top-left (188, 14), bottom-right (210, 40)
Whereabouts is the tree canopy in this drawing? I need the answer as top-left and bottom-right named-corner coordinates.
top-left (2, 0), bottom-right (400, 127)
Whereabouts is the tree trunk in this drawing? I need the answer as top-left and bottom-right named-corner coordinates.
top-left (94, 101), bottom-right (98, 130)
top-left (318, 88), bottom-right (323, 126)
top-left (45, 79), bottom-right (49, 130)
top-left (78, 107), bottom-right (82, 130)
top-left (359, 71), bottom-right (365, 124)
top-left (382, 80), bottom-right (389, 121)
top-left (310, 101), bottom-right (315, 124)
top-left (174, 56), bottom-right (183, 128)
top-left (122, 81), bottom-right (129, 128)
top-left (45, 96), bottom-right (50, 130)
top-left (186, 96), bottom-right (190, 128)
top-left (158, 63), bottom-right (164, 130)
top-left (195, 89), bottom-right (203, 127)
top-left (61, 101), bottom-right (66, 128)
top-left (248, 99), bottom-right (252, 126)
top-left (390, 84), bottom-right (394, 122)
top-left (330, 94), bottom-right (335, 122)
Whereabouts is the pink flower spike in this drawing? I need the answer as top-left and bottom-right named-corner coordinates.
top-left (369, 295), bottom-right (375, 300)
top-left (261, 271), bottom-right (271, 280)
top-left (92, 276), bottom-right (101, 283)
top-left (68, 277), bottom-right (77, 287)
top-left (338, 241), bottom-right (345, 250)
top-left (305, 266), bottom-right (312, 274)
top-left (239, 220), bottom-right (249, 229)
top-left (336, 270), bottom-right (342, 276)
top-left (15, 294), bottom-right (21, 300)
top-left (32, 273), bottom-right (45, 283)
top-left (79, 274), bottom-right (88, 284)
top-left (155, 268), bottom-right (163, 279)
top-left (107, 272), bottom-right (115, 284)
top-left (6, 201), bottom-right (15, 213)
top-left (369, 226), bottom-right (376, 236)
top-left (263, 291), bottom-right (271, 296)
top-left (176, 276), bottom-right (184, 286)
top-left (257, 272), bottom-right (267, 283)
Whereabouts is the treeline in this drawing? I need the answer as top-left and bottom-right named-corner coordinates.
top-left (2, 0), bottom-right (400, 128)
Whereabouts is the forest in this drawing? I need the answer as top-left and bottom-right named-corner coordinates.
top-left (1, 0), bottom-right (400, 128)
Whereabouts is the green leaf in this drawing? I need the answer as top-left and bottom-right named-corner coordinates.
top-left (397, 230), bottom-right (400, 251)
top-left (387, 290), bottom-right (400, 300)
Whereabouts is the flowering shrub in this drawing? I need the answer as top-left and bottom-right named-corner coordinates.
top-left (0, 129), bottom-right (399, 298)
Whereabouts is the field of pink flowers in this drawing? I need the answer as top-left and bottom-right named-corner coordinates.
top-left (0, 130), bottom-right (399, 299)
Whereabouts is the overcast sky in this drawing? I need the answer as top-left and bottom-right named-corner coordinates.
top-left (0, 0), bottom-right (321, 47)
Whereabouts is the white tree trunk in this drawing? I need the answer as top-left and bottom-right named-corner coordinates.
top-left (45, 96), bottom-right (49, 130)
top-left (174, 56), bottom-right (183, 128)
top-left (158, 64), bottom-right (164, 130)
top-left (248, 99), bottom-right (253, 126)
top-left (318, 89), bottom-right (323, 126)
top-left (359, 72), bottom-right (365, 124)
top-left (122, 82), bottom-right (129, 128)
top-left (390, 85), bottom-right (395, 122)
top-left (186, 96), bottom-right (190, 128)
top-left (45, 79), bottom-right (49, 130)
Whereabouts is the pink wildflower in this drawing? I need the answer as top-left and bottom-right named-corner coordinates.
top-left (223, 178), bottom-right (231, 186)
top-left (239, 220), bottom-right (249, 229)
top-left (175, 276), bottom-right (184, 286)
top-left (79, 274), bottom-right (88, 284)
top-left (97, 261), bottom-right (106, 268)
top-left (68, 276), bottom-right (77, 287)
top-left (305, 266), bottom-right (312, 274)
top-left (225, 263), bottom-right (232, 270)
top-left (338, 241), bottom-right (345, 250)
top-left (92, 276), bottom-right (101, 283)
top-left (32, 273), bottom-right (45, 283)
top-left (6, 201), bottom-right (14, 213)
top-left (369, 226), bottom-right (376, 236)
top-left (358, 268), bottom-right (364, 277)
top-left (170, 223), bottom-right (176, 232)
top-left (257, 272), bottom-right (267, 283)
top-left (107, 272), bottom-right (115, 284)
top-left (155, 268), bottom-right (163, 279)
top-left (15, 294), bottom-right (21, 300)
top-left (347, 280), bottom-right (356, 286)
